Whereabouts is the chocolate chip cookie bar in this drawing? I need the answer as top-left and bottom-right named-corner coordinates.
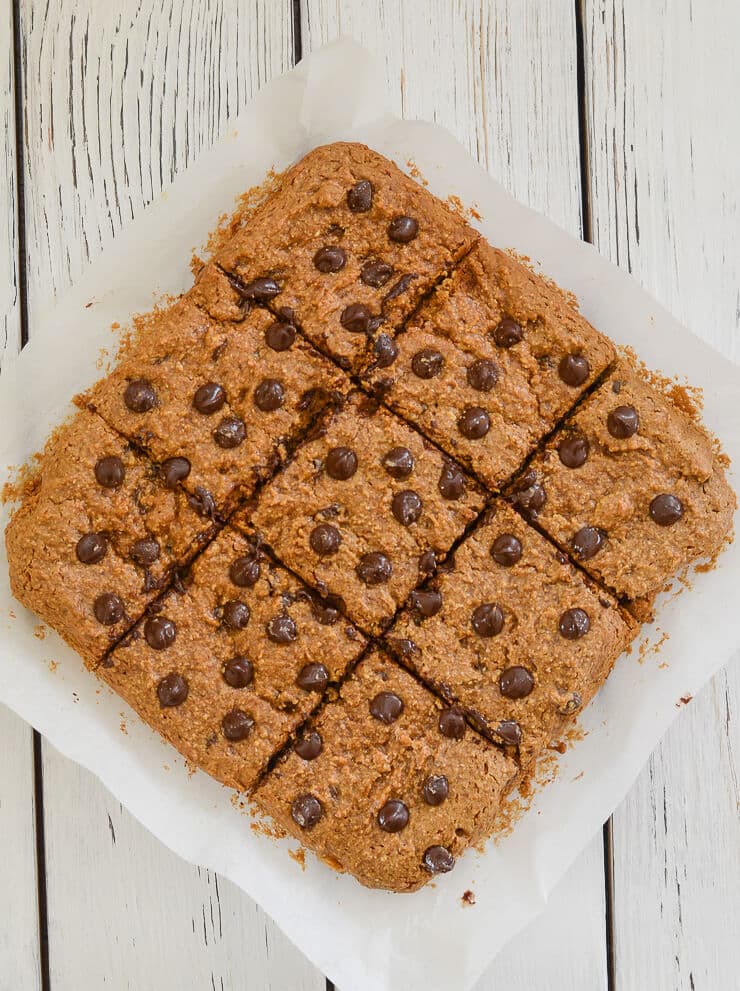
top-left (197, 142), bottom-right (478, 373)
top-left (389, 501), bottom-right (634, 767)
top-left (100, 527), bottom-right (366, 791)
top-left (253, 649), bottom-right (517, 892)
top-left (84, 296), bottom-right (348, 515)
top-left (240, 392), bottom-right (485, 635)
top-left (5, 410), bottom-right (213, 666)
top-left (363, 242), bottom-right (615, 489)
top-left (511, 363), bottom-right (736, 615)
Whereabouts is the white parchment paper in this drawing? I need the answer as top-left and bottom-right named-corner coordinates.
top-left (1, 41), bottom-right (738, 991)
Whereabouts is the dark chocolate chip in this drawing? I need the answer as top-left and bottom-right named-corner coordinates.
top-left (291, 794), bottom-right (323, 828)
top-left (223, 655), bottom-right (254, 688)
top-left (340, 303), bottom-right (372, 333)
top-left (326, 446), bottom-right (358, 480)
top-left (559, 434), bottom-right (590, 468)
top-left (423, 845), bottom-right (455, 874)
top-left (388, 215), bottom-right (419, 243)
top-left (130, 537), bottom-right (160, 566)
top-left (309, 523), bottom-right (342, 556)
top-left (265, 321), bottom-right (296, 351)
top-left (438, 706), bottom-right (466, 739)
top-left (374, 333), bottom-right (399, 367)
top-left (213, 416), bottom-right (246, 448)
top-left (222, 708), bottom-right (254, 741)
top-left (369, 691), bottom-right (404, 724)
top-left (511, 479), bottom-right (547, 516)
top-left (458, 406), bottom-right (491, 440)
top-left (418, 549), bottom-right (438, 576)
top-left (356, 552), bottom-right (392, 586)
top-left (559, 607), bottom-right (591, 640)
top-left (94, 456), bottom-right (125, 489)
top-left (347, 179), bottom-right (373, 212)
top-left (612, 380), bottom-right (622, 393)
top-left (144, 615), bottom-right (177, 650)
top-left (471, 603), bottom-right (504, 637)
top-left (76, 532), bottom-right (108, 564)
top-left (438, 462), bottom-right (466, 500)
top-left (187, 486), bottom-right (217, 520)
top-left (558, 353), bottom-right (590, 387)
top-left (361, 259), bottom-right (393, 287)
top-left (222, 600), bottom-right (250, 630)
top-left (384, 273), bottom-right (417, 302)
top-left (193, 382), bottom-right (226, 414)
top-left (607, 405), bottom-right (640, 438)
top-left (467, 359), bottom-right (499, 392)
top-left (572, 526), bottom-right (606, 560)
top-left (93, 593), bottom-right (124, 626)
top-left (495, 720), bottom-right (522, 745)
top-left (157, 672), bottom-right (188, 707)
top-left (295, 731), bottom-right (323, 760)
top-left (382, 446), bottom-right (414, 479)
top-left (229, 555), bottom-right (261, 588)
top-left (410, 589), bottom-right (443, 618)
top-left (124, 379), bottom-right (157, 412)
top-left (266, 614), bottom-right (297, 643)
top-left (490, 533), bottom-right (522, 566)
top-left (253, 379), bottom-right (285, 412)
top-left (391, 490), bottom-right (422, 526)
top-left (498, 666), bottom-right (534, 699)
top-left (422, 774), bottom-right (449, 806)
top-left (557, 691), bottom-right (583, 715)
top-left (494, 317), bottom-right (523, 348)
top-left (161, 456), bottom-right (191, 487)
top-left (411, 348), bottom-right (444, 379)
top-left (377, 799), bottom-right (409, 833)
top-left (313, 245), bottom-right (347, 273)
top-left (650, 493), bottom-right (684, 526)
top-left (234, 277), bottom-right (280, 301)
top-left (296, 663), bottom-right (329, 692)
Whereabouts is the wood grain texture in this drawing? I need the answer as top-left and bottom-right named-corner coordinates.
top-left (583, 2), bottom-right (740, 988)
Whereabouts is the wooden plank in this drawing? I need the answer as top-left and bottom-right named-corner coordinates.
top-left (16, 2), bottom-right (321, 987)
top-left (582, 2), bottom-right (740, 988)
top-left (302, 4), bottom-right (608, 989)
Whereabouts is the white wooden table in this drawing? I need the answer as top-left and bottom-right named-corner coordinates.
top-left (1, 2), bottom-right (738, 988)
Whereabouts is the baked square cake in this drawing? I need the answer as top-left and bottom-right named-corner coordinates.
top-left (5, 143), bottom-right (734, 891)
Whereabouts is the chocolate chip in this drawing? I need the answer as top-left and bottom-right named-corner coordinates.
top-left (498, 666), bottom-right (534, 699)
top-left (264, 615), bottom-right (296, 646)
top-left (471, 603), bottom-right (504, 637)
top-left (557, 691), bottom-right (583, 715)
top-left (223, 655), bottom-right (254, 688)
top-left (326, 446), bottom-right (358, 480)
top-left (458, 406), bottom-right (490, 440)
top-left (265, 321), bottom-right (296, 351)
top-left (130, 537), bottom-right (160, 566)
top-left (124, 379), bottom-right (157, 412)
top-left (361, 259), bottom-right (393, 287)
top-left (161, 457), bottom-right (191, 487)
top-left (382, 447), bottom-right (414, 479)
top-left (410, 589), bottom-right (443, 618)
top-left (222, 709), bottom-right (254, 741)
top-left (422, 774), bottom-right (449, 806)
top-left (253, 379), bottom-right (285, 412)
top-left (213, 416), bottom-right (246, 448)
top-left (384, 273), bottom-right (417, 302)
top-left (388, 216), bottom-right (419, 243)
top-left (296, 663), bottom-right (329, 692)
top-left (374, 334), bottom-right (399, 367)
top-left (467, 359), bottom-right (499, 392)
top-left (572, 526), bottom-right (606, 560)
top-left (93, 593), bottom-right (124, 626)
top-left (411, 348), bottom-right (444, 379)
top-left (229, 555), bottom-right (261, 587)
top-left (157, 673), bottom-right (188, 707)
top-left (558, 353), bottom-right (590, 386)
top-left (559, 607), bottom-right (591, 640)
top-left (438, 462), bottom-right (465, 500)
top-left (438, 706), bottom-right (466, 739)
top-left (650, 493), bottom-right (684, 526)
top-left (369, 691), bottom-right (403, 724)
top-left (559, 434), bottom-right (590, 468)
top-left (340, 303), bottom-right (372, 333)
top-left (347, 180), bottom-right (373, 212)
top-left (234, 277), bottom-right (280, 301)
top-left (418, 549), bottom-right (438, 576)
top-left (187, 486), bottom-right (217, 520)
top-left (495, 720), bottom-right (523, 746)
top-left (94, 456), bottom-right (125, 489)
top-left (607, 405), bottom-right (640, 438)
top-left (356, 552), bottom-right (392, 586)
top-left (423, 845), bottom-right (455, 874)
top-left (76, 532), bottom-right (108, 564)
top-left (313, 246), bottom-right (347, 272)
top-left (291, 794), bottom-right (323, 828)
top-left (392, 490), bottom-right (423, 526)
top-left (511, 478), bottom-right (547, 516)
top-left (377, 799), bottom-right (409, 832)
top-left (222, 600), bottom-right (250, 630)
top-left (494, 317), bottom-right (523, 348)
top-left (193, 382), bottom-right (226, 414)
top-left (144, 615), bottom-right (177, 650)
top-left (309, 523), bottom-right (342, 557)
top-left (295, 731), bottom-right (323, 760)
top-left (491, 533), bottom-right (522, 566)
